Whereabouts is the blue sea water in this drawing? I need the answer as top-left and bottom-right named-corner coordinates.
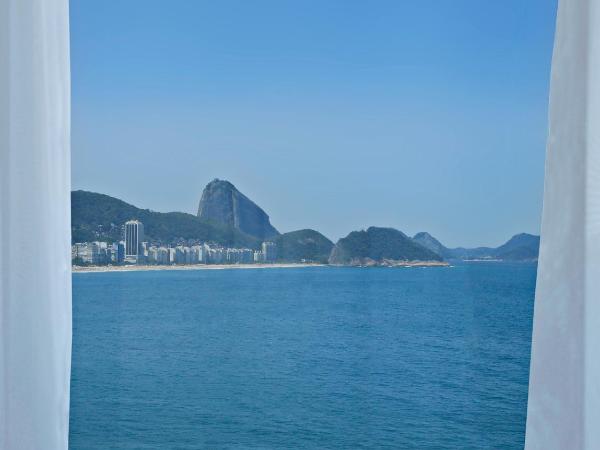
top-left (70, 263), bottom-right (536, 449)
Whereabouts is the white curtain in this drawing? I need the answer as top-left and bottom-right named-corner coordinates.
top-left (526, 0), bottom-right (600, 449)
top-left (0, 0), bottom-right (71, 449)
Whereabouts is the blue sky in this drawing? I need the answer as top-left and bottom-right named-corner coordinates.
top-left (71, 0), bottom-right (557, 247)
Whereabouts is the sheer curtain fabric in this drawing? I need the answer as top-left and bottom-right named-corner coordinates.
top-left (526, 0), bottom-right (600, 449)
top-left (0, 1), bottom-right (71, 449)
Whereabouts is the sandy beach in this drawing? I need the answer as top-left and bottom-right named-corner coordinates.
top-left (72, 263), bottom-right (326, 273)
top-left (72, 261), bottom-right (452, 273)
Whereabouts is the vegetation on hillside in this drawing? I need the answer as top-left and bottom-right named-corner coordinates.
top-left (71, 190), bottom-right (260, 248)
top-left (330, 227), bottom-right (442, 264)
top-left (272, 229), bottom-right (334, 263)
top-left (413, 231), bottom-right (540, 261)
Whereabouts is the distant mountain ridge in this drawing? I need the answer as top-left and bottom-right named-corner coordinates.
top-left (72, 180), bottom-right (539, 264)
top-left (412, 232), bottom-right (539, 262)
top-left (72, 189), bottom-right (334, 263)
top-left (197, 179), bottom-right (279, 240)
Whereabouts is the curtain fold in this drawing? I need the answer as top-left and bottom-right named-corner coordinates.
top-left (526, 0), bottom-right (600, 448)
top-left (0, 1), bottom-right (71, 449)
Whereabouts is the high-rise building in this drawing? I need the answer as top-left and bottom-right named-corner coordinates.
top-left (226, 248), bottom-right (239, 263)
top-left (73, 242), bottom-right (108, 265)
top-left (124, 220), bottom-right (144, 264)
top-left (147, 247), bottom-right (159, 264)
top-left (261, 241), bottom-right (277, 262)
top-left (73, 243), bottom-right (91, 264)
top-left (174, 246), bottom-right (186, 264)
top-left (158, 247), bottom-right (170, 265)
top-left (191, 245), bottom-right (204, 264)
top-left (116, 241), bottom-right (125, 263)
top-left (208, 246), bottom-right (225, 264)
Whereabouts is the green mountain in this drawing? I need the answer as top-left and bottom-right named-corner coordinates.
top-left (329, 227), bottom-right (443, 265)
top-left (412, 232), bottom-right (453, 259)
top-left (197, 179), bottom-right (279, 240)
top-left (493, 233), bottom-right (540, 261)
top-left (272, 229), bottom-right (334, 263)
top-left (412, 232), bottom-right (493, 260)
top-left (72, 189), bottom-right (539, 264)
top-left (412, 231), bottom-right (539, 261)
top-left (72, 190), bottom-right (260, 248)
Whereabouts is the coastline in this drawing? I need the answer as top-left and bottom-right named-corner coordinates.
top-left (72, 260), bottom-right (451, 273)
top-left (330, 259), bottom-right (450, 268)
top-left (72, 263), bottom-right (326, 273)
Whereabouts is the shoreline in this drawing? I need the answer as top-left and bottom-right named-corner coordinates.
top-left (72, 260), bottom-right (451, 273)
top-left (72, 263), bottom-right (326, 273)
top-left (330, 260), bottom-right (450, 268)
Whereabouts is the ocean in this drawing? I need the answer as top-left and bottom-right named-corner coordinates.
top-left (70, 263), bottom-right (536, 449)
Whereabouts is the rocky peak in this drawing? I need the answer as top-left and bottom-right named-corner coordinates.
top-left (197, 179), bottom-right (279, 240)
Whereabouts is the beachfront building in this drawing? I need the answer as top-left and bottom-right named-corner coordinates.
top-left (174, 246), bottom-right (186, 264)
top-left (72, 228), bottom-right (279, 267)
top-left (124, 220), bottom-right (144, 264)
top-left (242, 248), bottom-right (254, 263)
top-left (158, 247), bottom-right (170, 265)
top-left (207, 246), bottom-right (225, 264)
top-left (72, 243), bottom-right (89, 264)
top-left (226, 248), bottom-right (240, 263)
top-left (72, 242), bottom-right (109, 265)
top-left (147, 247), bottom-right (159, 264)
top-left (261, 241), bottom-right (277, 262)
top-left (191, 245), bottom-right (204, 264)
top-left (226, 248), bottom-right (253, 264)
top-left (110, 241), bottom-right (125, 264)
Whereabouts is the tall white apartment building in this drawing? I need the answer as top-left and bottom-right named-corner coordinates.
top-left (124, 220), bottom-right (144, 264)
top-left (261, 241), bottom-right (277, 262)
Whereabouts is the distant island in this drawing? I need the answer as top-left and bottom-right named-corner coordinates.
top-left (72, 178), bottom-right (539, 267)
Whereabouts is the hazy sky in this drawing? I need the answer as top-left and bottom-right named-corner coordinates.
top-left (71, 0), bottom-right (557, 247)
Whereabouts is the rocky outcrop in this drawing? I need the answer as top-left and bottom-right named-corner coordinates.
top-left (197, 179), bottom-right (279, 240)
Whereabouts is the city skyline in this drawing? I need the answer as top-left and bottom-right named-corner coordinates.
top-left (72, 217), bottom-right (279, 266)
top-left (71, 0), bottom-right (557, 247)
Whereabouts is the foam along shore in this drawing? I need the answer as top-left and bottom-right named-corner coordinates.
top-left (72, 263), bottom-right (326, 273)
